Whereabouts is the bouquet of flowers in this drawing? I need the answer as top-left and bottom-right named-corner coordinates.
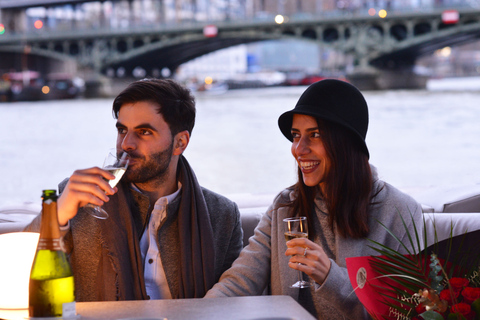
top-left (346, 214), bottom-right (480, 320)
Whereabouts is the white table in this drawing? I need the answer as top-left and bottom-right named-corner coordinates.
top-left (76, 296), bottom-right (315, 320)
top-left (0, 296), bottom-right (316, 320)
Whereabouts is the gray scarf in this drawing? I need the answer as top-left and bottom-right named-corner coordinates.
top-left (69, 156), bottom-right (216, 300)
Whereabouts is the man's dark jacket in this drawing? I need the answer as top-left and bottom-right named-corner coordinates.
top-left (25, 174), bottom-right (243, 301)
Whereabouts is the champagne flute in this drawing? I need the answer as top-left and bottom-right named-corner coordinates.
top-left (283, 216), bottom-right (311, 288)
top-left (82, 148), bottom-right (130, 219)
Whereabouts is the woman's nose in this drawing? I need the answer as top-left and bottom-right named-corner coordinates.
top-left (294, 137), bottom-right (310, 156)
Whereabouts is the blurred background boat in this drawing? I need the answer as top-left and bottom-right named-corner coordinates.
top-left (0, 71), bottom-right (84, 102)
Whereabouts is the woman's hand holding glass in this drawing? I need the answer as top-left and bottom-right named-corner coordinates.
top-left (283, 217), bottom-right (311, 288)
top-left (285, 234), bottom-right (332, 286)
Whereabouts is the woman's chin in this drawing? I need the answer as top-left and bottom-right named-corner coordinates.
top-left (302, 178), bottom-right (320, 187)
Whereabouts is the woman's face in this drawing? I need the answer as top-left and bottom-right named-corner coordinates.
top-left (291, 114), bottom-right (330, 188)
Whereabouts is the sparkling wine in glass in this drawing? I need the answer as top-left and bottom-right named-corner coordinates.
top-left (82, 149), bottom-right (130, 219)
top-left (283, 216), bottom-right (311, 288)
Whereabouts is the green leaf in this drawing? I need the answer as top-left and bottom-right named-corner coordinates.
top-left (471, 298), bottom-right (480, 320)
top-left (365, 206), bottom-right (478, 320)
top-left (447, 313), bottom-right (467, 320)
top-left (420, 310), bottom-right (445, 320)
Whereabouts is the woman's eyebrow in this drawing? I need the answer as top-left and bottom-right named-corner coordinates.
top-left (291, 127), bottom-right (319, 132)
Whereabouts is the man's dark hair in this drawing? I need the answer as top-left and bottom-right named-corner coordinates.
top-left (112, 78), bottom-right (196, 136)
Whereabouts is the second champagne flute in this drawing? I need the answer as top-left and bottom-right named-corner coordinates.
top-left (82, 148), bottom-right (130, 219)
top-left (283, 216), bottom-right (311, 288)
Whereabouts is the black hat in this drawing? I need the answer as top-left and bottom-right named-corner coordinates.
top-left (278, 79), bottom-right (369, 158)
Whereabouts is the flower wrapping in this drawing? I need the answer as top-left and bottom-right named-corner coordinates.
top-left (346, 228), bottom-right (480, 320)
top-left (346, 255), bottom-right (397, 318)
top-left (346, 254), bottom-right (424, 319)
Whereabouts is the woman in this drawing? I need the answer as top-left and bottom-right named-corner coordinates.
top-left (205, 79), bottom-right (423, 319)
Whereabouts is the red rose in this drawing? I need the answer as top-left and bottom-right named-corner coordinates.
top-left (440, 288), bottom-right (460, 305)
top-left (462, 287), bottom-right (480, 304)
top-left (450, 278), bottom-right (470, 293)
top-left (415, 303), bottom-right (426, 315)
top-left (451, 302), bottom-right (474, 320)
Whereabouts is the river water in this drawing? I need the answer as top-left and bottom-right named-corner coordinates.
top-left (1, 79), bottom-right (480, 209)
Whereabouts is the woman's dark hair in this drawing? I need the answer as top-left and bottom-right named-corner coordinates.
top-left (112, 78), bottom-right (196, 136)
top-left (288, 118), bottom-right (373, 239)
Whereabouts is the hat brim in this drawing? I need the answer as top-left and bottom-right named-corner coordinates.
top-left (278, 105), bottom-right (370, 158)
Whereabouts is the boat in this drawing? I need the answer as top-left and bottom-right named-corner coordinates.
top-left (0, 75), bottom-right (12, 102)
top-left (1, 71), bottom-right (82, 102)
top-left (43, 73), bottom-right (82, 100)
top-left (195, 81), bottom-right (229, 95)
top-left (8, 71), bottom-right (44, 102)
top-left (283, 71), bottom-right (347, 86)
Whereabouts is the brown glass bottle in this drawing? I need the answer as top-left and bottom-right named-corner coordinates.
top-left (29, 189), bottom-right (75, 317)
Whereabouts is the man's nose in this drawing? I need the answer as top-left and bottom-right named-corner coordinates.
top-left (121, 132), bottom-right (136, 150)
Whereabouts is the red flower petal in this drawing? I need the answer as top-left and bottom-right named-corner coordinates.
top-left (450, 278), bottom-right (469, 293)
top-left (440, 288), bottom-right (459, 305)
top-left (462, 287), bottom-right (480, 304)
top-left (451, 302), bottom-right (473, 320)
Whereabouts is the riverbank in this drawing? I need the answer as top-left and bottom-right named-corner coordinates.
top-left (98, 74), bottom-right (480, 99)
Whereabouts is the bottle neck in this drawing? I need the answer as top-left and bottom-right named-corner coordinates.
top-left (38, 199), bottom-right (63, 250)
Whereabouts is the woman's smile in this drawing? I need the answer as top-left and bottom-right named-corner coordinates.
top-left (298, 160), bottom-right (320, 173)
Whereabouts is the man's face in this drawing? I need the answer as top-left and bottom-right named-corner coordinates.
top-left (115, 101), bottom-right (176, 185)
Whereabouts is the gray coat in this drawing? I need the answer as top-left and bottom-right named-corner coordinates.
top-left (26, 181), bottom-right (244, 301)
top-left (205, 177), bottom-right (423, 320)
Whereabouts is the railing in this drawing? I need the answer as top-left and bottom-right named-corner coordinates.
top-left (1, 0), bottom-right (480, 37)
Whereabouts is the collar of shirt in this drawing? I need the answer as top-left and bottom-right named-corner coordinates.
top-left (130, 181), bottom-right (182, 203)
top-left (138, 181), bottom-right (182, 300)
top-left (149, 182), bottom-right (182, 230)
top-left (134, 181), bottom-right (182, 257)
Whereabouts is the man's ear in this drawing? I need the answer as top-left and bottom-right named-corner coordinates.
top-left (173, 130), bottom-right (190, 156)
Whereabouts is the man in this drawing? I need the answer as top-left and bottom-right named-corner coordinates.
top-left (26, 78), bottom-right (243, 301)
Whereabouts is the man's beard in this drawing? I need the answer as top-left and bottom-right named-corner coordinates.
top-left (123, 141), bottom-right (174, 185)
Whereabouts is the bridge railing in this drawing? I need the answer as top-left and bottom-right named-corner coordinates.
top-left (1, 1), bottom-right (480, 38)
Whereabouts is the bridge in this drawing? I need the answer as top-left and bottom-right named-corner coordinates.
top-left (1, 0), bottom-right (480, 90)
